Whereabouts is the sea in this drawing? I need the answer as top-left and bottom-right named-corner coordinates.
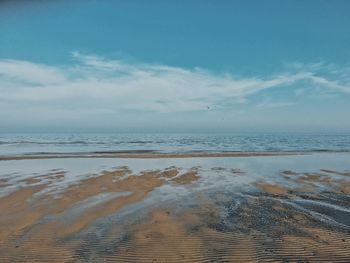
top-left (0, 133), bottom-right (350, 156)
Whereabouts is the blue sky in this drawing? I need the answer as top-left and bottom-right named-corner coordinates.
top-left (0, 0), bottom-right (350, 132)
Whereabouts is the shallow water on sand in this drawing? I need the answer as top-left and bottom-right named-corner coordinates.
top-left (1, 153), bottom-right (349, 196)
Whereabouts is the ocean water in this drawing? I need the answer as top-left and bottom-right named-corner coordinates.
top-left (0, 133), bottom-right (350, 155)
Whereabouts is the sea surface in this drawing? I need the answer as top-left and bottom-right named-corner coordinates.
top-left (0, 133), bottom-right (350, 155)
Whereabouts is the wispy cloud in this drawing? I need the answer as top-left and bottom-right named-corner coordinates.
top-left (0, 53), bottom-right (349, 114)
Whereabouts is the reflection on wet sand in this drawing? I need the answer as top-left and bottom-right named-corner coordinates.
top-left (0, 155), bottom-right (349, 262)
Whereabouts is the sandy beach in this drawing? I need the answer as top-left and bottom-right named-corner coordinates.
top-left (0, 152), bottom-right (349, 262)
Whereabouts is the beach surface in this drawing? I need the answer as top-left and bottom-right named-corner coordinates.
top-left (0, 152), bottom-right (349, 262)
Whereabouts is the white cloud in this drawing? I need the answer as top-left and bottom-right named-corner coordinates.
top-left (0, 54), bottom-right (349, 114)
top-left (0, 59), bottom-right (67, 85)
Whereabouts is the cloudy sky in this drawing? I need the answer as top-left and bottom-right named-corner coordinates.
top-left (1, 0), bottom-right (350, 133)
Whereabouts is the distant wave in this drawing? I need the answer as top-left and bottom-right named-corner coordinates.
top-left (0, 140), bottom-right (92, 145)
top-left (0, 140), bottom-right (166, 145)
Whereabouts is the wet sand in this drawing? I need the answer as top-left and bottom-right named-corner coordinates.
top-left (0, 153), bottom-right (349, 262)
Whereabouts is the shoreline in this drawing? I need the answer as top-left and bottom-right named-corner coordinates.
top-left (1, 150), bottom-right (350, 161)
top-left (0, 150), bottom-right (311, 161)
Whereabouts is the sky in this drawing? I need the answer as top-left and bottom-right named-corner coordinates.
top-left (0, 0), bottom-right (350, 133)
